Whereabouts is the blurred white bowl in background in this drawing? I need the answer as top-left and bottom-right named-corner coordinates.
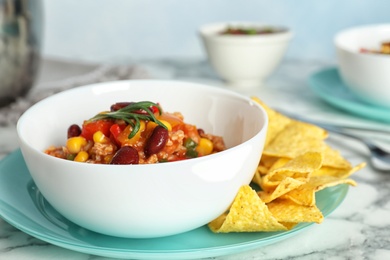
top-left (199, 22), bottom-right (293, 89)
top-left (335, 24), bottom-right (390, 108)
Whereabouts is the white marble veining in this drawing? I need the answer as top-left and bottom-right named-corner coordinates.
top-left (1, 58), bottom-right (390, 259)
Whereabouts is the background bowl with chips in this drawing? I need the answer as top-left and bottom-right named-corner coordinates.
top-left (16, 80), bottom-right (268, 238)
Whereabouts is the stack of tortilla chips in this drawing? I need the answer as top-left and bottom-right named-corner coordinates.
top-left (209, 97), bottom-right (365, 233)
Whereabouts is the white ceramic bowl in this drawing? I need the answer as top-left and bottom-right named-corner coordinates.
top-left (335, 24), bottom-right (390, 108)
top-left (199, 22), bottom-right (293, 88)
top-left (17, 80), bottom-right (268, 238)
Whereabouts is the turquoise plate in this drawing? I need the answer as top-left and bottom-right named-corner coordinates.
top-left (309, 67), bottom-right (390, 123)
top-left (0, 150), bottom-right (349, 259)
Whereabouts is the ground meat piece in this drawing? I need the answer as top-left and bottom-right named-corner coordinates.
top-left (163, 130), bottom-right (185, 154)
top-left (200, 133), bottom-right (226, 152)
top-left (171, 112), bottom-right (184, 120)
top-left (90, 142), bottom-right (116, 163)
top-left (144, 154), bottom-right (159, 164)
top-left (45, 146), bottom-right (68, 159)
top-left (183, 124), bottom-right (200, 143)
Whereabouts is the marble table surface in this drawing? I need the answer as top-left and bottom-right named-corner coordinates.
top-left (1, 57), bottom-right (390, 260)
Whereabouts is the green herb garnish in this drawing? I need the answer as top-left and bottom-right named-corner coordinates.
top-left (87, 101), bottom-right (167, 139)
top-left (184, 138), bottom-right (198, 158)
top-left (66, 154), bottom-right (76, 160)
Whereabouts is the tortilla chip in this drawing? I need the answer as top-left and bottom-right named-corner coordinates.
top-left (251, 97), bottom-right (292, 146)
top-left (258, 177), bottom-right (305, 203)
top-left (313, 162), bottom-right (365, 179)
top-left (283, 175), bottom-right (357, 206)
top-left (208, 185), bottom-right (287, 233)
top-left (268, 157), bottom-right (291, 172)
top-left (252, 169), bottom-right (263, 187)
top-left (279, 222), bottom-right (298, 230)
top-left (260, 154), bottom-right (280, 169)
top-left (207, 98), bottom-right (366, 235)
top-left (267, 199), bottom-right (324, 224)
top-left (321, 145), bottom-right (352, 169)
top-left (264, 135), bottom-right (326, 160)
top-left (261, 152), bottom-right (323, 190)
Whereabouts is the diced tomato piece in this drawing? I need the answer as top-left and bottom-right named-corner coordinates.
top-left (109, 123), bottom-right (126, 145)
top-left (109, 124), bottom-right (123, 138)
top-left (173, 123), bottom-right (200, 143)
top-left (150, 105), bottom-right (160, 114)
top-left (81, 120), bottom-right (114, 141)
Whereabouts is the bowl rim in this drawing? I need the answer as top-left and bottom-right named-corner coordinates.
top-left (17, 79), bottom-right (269, 170)
top-left (199, 21), bottom-right (293, 42)
top-left (334, 23), bottom-right (390, 59)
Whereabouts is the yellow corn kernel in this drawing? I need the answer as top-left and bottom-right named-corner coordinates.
top-left (74, 151), bottom-right (89, 162)
top-left (196, 138), bottom-right (214, 156)
top-left (159, 119), bottom-right (172, 132)
top-left (66, 136), bottom-right (87, 154)
top-left (93, 131), bottom-right (106, 144)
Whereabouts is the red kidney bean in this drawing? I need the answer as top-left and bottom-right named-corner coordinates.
top-left (67, 124), bottom-right (81, 138)
top-left (144, 126), bottom-right (168, 157)
top-left (110, 146), bottom-right (139, 164)
top-left (110, 102), bottom-right (133, 111)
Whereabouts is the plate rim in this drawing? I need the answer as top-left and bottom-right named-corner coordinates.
top-left (309, 67), bottom-right (390, 122)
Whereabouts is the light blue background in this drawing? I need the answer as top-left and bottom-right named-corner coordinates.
top-left (41, 0), bottom-right (390, 63)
